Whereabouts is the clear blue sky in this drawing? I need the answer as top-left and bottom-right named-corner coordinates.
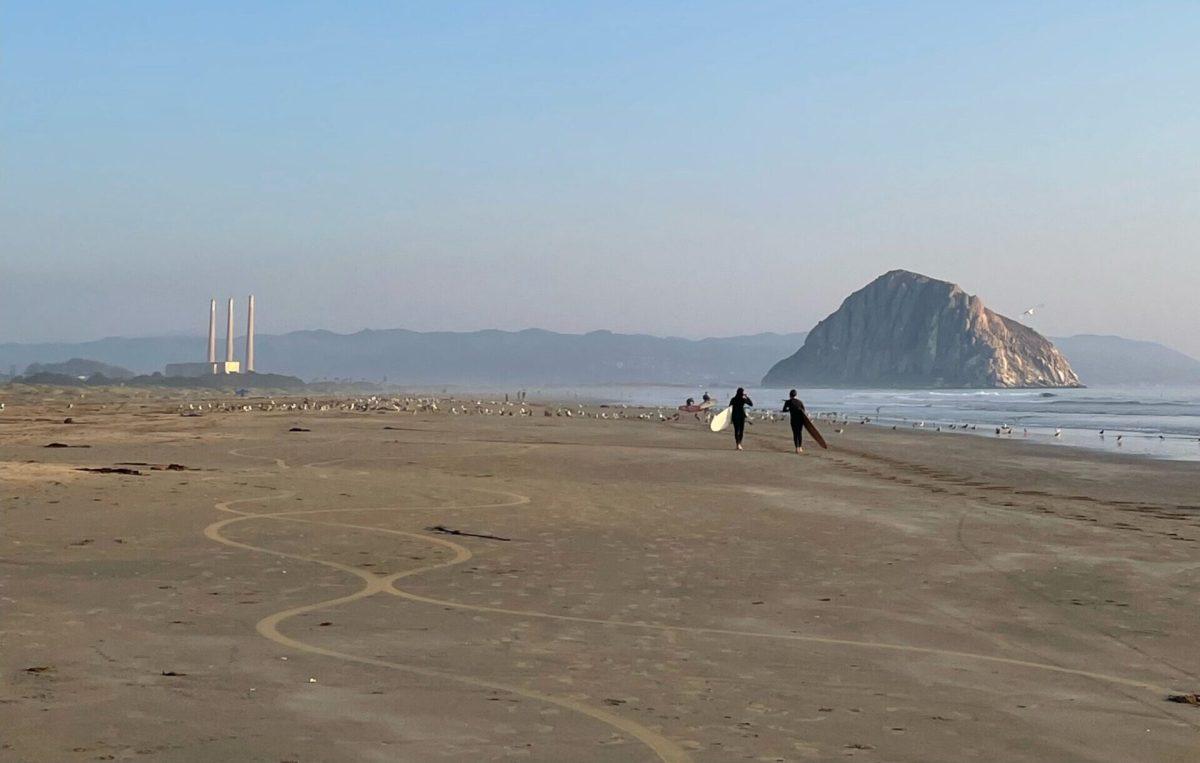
top-left (3, 2), bottom-right (1198, 354)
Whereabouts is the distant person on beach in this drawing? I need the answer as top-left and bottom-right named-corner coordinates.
top-left (782, 389), bottom-right (807, 453)
top-left (729, 387), bottom-right (753, 450)
top-left (702, 391), bottom-right (711, 403)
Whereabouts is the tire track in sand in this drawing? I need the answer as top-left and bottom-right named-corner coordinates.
top-left (205, 462), bottom-right (691, 762)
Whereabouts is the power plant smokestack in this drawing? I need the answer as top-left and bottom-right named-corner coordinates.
top-left (225, 297), bottom-right (235, 363)
top-left (245, 294), bottom-right (255, 373)
top-left (207, 299), bottom-right (217, 364)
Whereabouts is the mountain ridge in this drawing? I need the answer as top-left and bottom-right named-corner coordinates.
top-left (1, 329), bottom-right (807, 386)
top-left (4, 324), bottom-right (1196, 388)
top-left (1049, 334), bottom-right (1200, 386)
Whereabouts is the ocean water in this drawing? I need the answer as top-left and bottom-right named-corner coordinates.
top-left (521, 384), bottom-right (1200, 462)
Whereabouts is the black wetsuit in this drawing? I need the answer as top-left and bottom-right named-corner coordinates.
top-left (782, 397), bottom-right (806, 447)
top-left (729, 393), bottom-right (753, 445)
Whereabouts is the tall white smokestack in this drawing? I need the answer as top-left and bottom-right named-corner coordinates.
top-left (245, 294), bottom-right (255, 373)
top-left (207, 299), bottom-right (217, 363)
top-left (225, 297), bottom-right (235, 363)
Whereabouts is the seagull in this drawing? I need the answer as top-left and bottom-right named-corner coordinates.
top-left (1022, 303), bottom-right (1045, 317)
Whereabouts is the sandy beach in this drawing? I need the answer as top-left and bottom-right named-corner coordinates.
top-left (2, 389), bottom-right (1198, 762)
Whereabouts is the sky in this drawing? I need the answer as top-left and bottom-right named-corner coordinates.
top-left (3, 2), bottom-right (1199, 355)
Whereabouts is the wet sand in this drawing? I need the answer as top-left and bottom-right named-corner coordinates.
top-left (2, 389), bottom-right (1198, 761)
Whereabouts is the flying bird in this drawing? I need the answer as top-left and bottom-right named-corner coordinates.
top-left (1021, 303), bottom-right (1045, 317)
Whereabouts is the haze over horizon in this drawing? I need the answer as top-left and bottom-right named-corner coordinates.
top-left (3, 3), bottom-right (1198, 354)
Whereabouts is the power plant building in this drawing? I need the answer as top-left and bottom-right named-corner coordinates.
top-left (165, 296), bottom-right (255, 377)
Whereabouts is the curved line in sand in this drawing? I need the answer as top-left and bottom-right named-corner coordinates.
top-left (205, 491), bottom-right (690, 763)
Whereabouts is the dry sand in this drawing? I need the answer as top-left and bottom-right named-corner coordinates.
top-left (2, 389), bottom-right (1198, 761)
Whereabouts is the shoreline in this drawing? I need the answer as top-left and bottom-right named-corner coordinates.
top-left (515, 384), bottom-right (1200, 463)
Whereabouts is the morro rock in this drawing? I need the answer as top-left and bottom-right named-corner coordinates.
top-left (762, 270), bottom-right (1082, 389)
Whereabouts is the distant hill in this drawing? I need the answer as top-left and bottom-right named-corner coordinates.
top-left (1052, 335), bottom-right (1200, 386)
top-left (25, 357), bottom-right (135, 380)
top-left (11, 370), bottom-right (305, 391)
top-left (764, 271), bottom-right (1080, 388)
top-left (1, 329), bottom-right (807, 386)
top-left (0, 336), bottom-right (209, 375)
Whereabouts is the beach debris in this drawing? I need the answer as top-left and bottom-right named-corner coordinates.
top-left (308, 677), bottom-right (317, 683)
top-left (23, 665), bottom-right (54, 674)
top-left (63, 417), bottom-right (74, 424)
top-left (427, 525), bottom-right (511, 542)
top-left (116, 462), bottom-right (194, 471)
top-left (288, 427), bottom-right (310, 432)
top-left (1167, 692), bottom-right (1200, 706)
top-left (160, 670), bottom-right (187, 677)
top-left (44, 442), bottom-right (90, 448)
top-left (77, 467), bottom-right (143, 475)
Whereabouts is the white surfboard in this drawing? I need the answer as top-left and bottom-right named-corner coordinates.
top-left (709, 406), bottom-right (732, 432)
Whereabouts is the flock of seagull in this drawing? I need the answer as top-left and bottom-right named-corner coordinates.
top-left (168, 395), bottom-right (1199, 446)
top-left (173, 396), bottom-right (880, 436)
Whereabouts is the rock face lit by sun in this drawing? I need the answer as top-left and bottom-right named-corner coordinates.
top-left (763, 270), bottom-right (1081, 389)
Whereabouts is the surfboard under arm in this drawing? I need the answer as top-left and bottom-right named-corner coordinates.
top-left (802, 414), bottom-right (828, 449)
top-left (710, 407), bottom-right (732, 432)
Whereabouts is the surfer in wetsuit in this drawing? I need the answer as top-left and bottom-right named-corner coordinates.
top-left (783, 389), bottom-right (807, 453)
top-left (729, 387), bottom-right (753, 450)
